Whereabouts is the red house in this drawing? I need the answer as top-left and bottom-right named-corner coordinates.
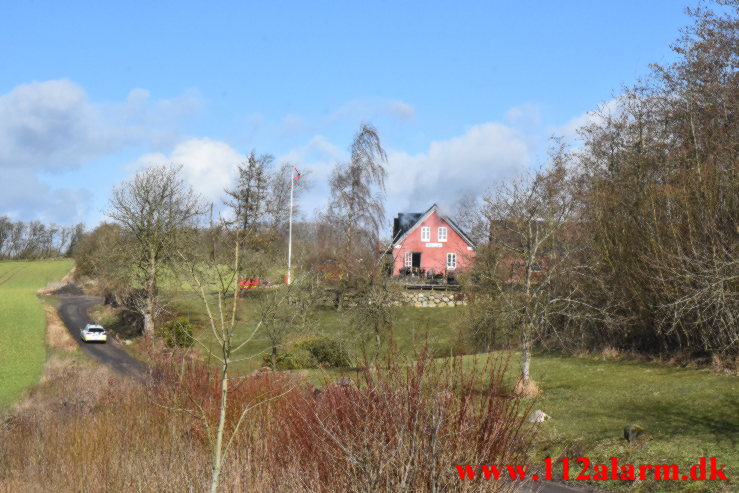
top-left (390, 204), bottom-right (475, 277)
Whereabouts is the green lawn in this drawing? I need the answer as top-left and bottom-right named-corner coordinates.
top-left (169, 288), bottom-right (465, 373)
top-left (0, 259), bottom-right (74, 409)
top-left (462, 352), bottom-right (738, 492)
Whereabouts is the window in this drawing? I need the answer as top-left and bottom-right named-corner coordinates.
top-left (438, 226), bottom-right (447, 242)
top-left (404, 251), bottom-right (412, 267)
top-left (421, 226), bottom-right (430, 242)
top-left (446, 253), bottom-right (457, 270)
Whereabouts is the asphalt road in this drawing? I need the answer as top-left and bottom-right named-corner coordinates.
top-left (57, 294), bottom-right (147, 380)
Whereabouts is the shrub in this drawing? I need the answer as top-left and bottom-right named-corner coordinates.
top-left (262, 347), bottom-right (314, 370)
top-left (0, 351), bottom-right (535, 492)
top-left (157, 316), bottom-right (194, 348)
top-left (272, 355), bottom-right (535, 492)
top-left (264, 336), bottom-right (352, 370)
top-left (299, 336), bottom-right (351, 368)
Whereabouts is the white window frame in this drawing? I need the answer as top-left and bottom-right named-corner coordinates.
top-left (438, 226), bottom-right (447, 242)
top-left (404, 251), bottom-right (412, 268)
top-left (421, 226), bottom-right (430, 242)
top-left (446, 252), bottom-right (457, 270)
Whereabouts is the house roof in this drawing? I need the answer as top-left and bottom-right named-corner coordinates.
top-left (391, 204), bottom-right (475, 248)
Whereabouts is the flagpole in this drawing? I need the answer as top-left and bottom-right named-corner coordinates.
top-left (287, 169), bottom-right (294, 285)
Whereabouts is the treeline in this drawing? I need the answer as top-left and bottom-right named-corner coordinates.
top-left (560, 4), bottom-right (737, 357)
top-left (72, 150), bottom-right (308, 336)
top-left (0, 216), bottom-right (83, 260)
top-left (467, 5), bottom-right (737, 361)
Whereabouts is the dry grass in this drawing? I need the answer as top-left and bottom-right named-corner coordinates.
top-left (44, 304), bottom-right (77, 353)
top-left (600, 346), bottom-right (620, 359)
top-left (0, 351), bottom-right (535, 493)
top-left (513, 378), bottom-right (540, 398)
top-left (36, 266), bottom-right (76, 296)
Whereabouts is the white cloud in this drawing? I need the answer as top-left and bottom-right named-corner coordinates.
top-left (126, 135), bottom-right (346, 222)
top-left (0, 79), bottom-right (202, 223)
top-left (385, 123), bottom-right (531, 215)
top-left (129, 138), bottom-right (244, 203)
top-left (0, 167), bottom-right (89, 223)
top-left (268, 98), bottom-right (416, 142)
top-left (122, 87), bottom-right (201, 129)
top-left (385, 101), bottom-right (415, 120)
top-left (279, 135), bottom-right (345, 167)
top-left (0, 79), bottom-right (202, 171)
top-left (0, 80), bottom-right (124, 171)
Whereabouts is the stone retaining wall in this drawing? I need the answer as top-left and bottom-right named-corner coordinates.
top-left (399, 290), bottom-right (466, 307)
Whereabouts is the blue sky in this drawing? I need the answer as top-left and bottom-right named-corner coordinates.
top-left (0, 0), bottom-right (701, 228)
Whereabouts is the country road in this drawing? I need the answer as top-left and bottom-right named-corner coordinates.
top-left (56, 294), bottom-right (147, 380)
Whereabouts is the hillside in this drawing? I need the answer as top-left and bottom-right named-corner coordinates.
top-left (0, 259), bottom-right (74, 408)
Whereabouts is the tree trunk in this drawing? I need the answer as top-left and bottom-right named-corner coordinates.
top-left (522, 255), bottom-right (533, 383)
top-left (210, 359), bottom-right (229, 493)
top-left (143, 309), bottom-right (154, 337)
top-left (143, 249), bottom-right (157, 336)
top-left (521, 327), bottom-right (531, 383)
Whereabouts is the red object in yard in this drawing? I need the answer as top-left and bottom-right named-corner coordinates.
top-left (239, 278), bottom-right (260, 290)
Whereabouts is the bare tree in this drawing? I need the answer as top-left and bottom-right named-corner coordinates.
top-left (264, 161), bottom-right (308, 233)
top-left (349, 270), bottom-right (395, 366)
top-left (108, 164), bottom-right (204, 336)
top-left (480, 141), bottom-right (576, 388)
top-left (325, 123), bottom-right (387, 257)
top-left (0, 216), bottom-right (11, 258)
top-left (259, 275), bottom-right (316, 368)
top-left (176, 213), bottom-right (291, 493)
top-left (317, 123), bottom-right (388, 311)
top-left (0, 218), bottom-right (78, 259)
top-left (73, 223), bottom-right (132, 294)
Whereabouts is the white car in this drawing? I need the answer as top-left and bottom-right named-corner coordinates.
top-left (80, 324), bottom-right (108, 343)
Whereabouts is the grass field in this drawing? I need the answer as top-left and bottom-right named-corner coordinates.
top-left (460, 352), bottom-right (738, 492)
top-left (0, 259), bottom-right (74, 409)
top-left (167, 289), bottom-right (465, 373)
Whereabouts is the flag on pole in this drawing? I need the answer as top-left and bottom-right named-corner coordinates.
top-left (293, 167), bottom-right (301, 180)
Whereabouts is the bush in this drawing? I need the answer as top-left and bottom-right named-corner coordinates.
top-left (263, 347), bottom-right (314, 370)
top-left (157, 316), bottom-right (194, 348)
top-left (299, 336), bottom-right (351, 368)
top-left (263, 336), bottom-right (352, 370)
